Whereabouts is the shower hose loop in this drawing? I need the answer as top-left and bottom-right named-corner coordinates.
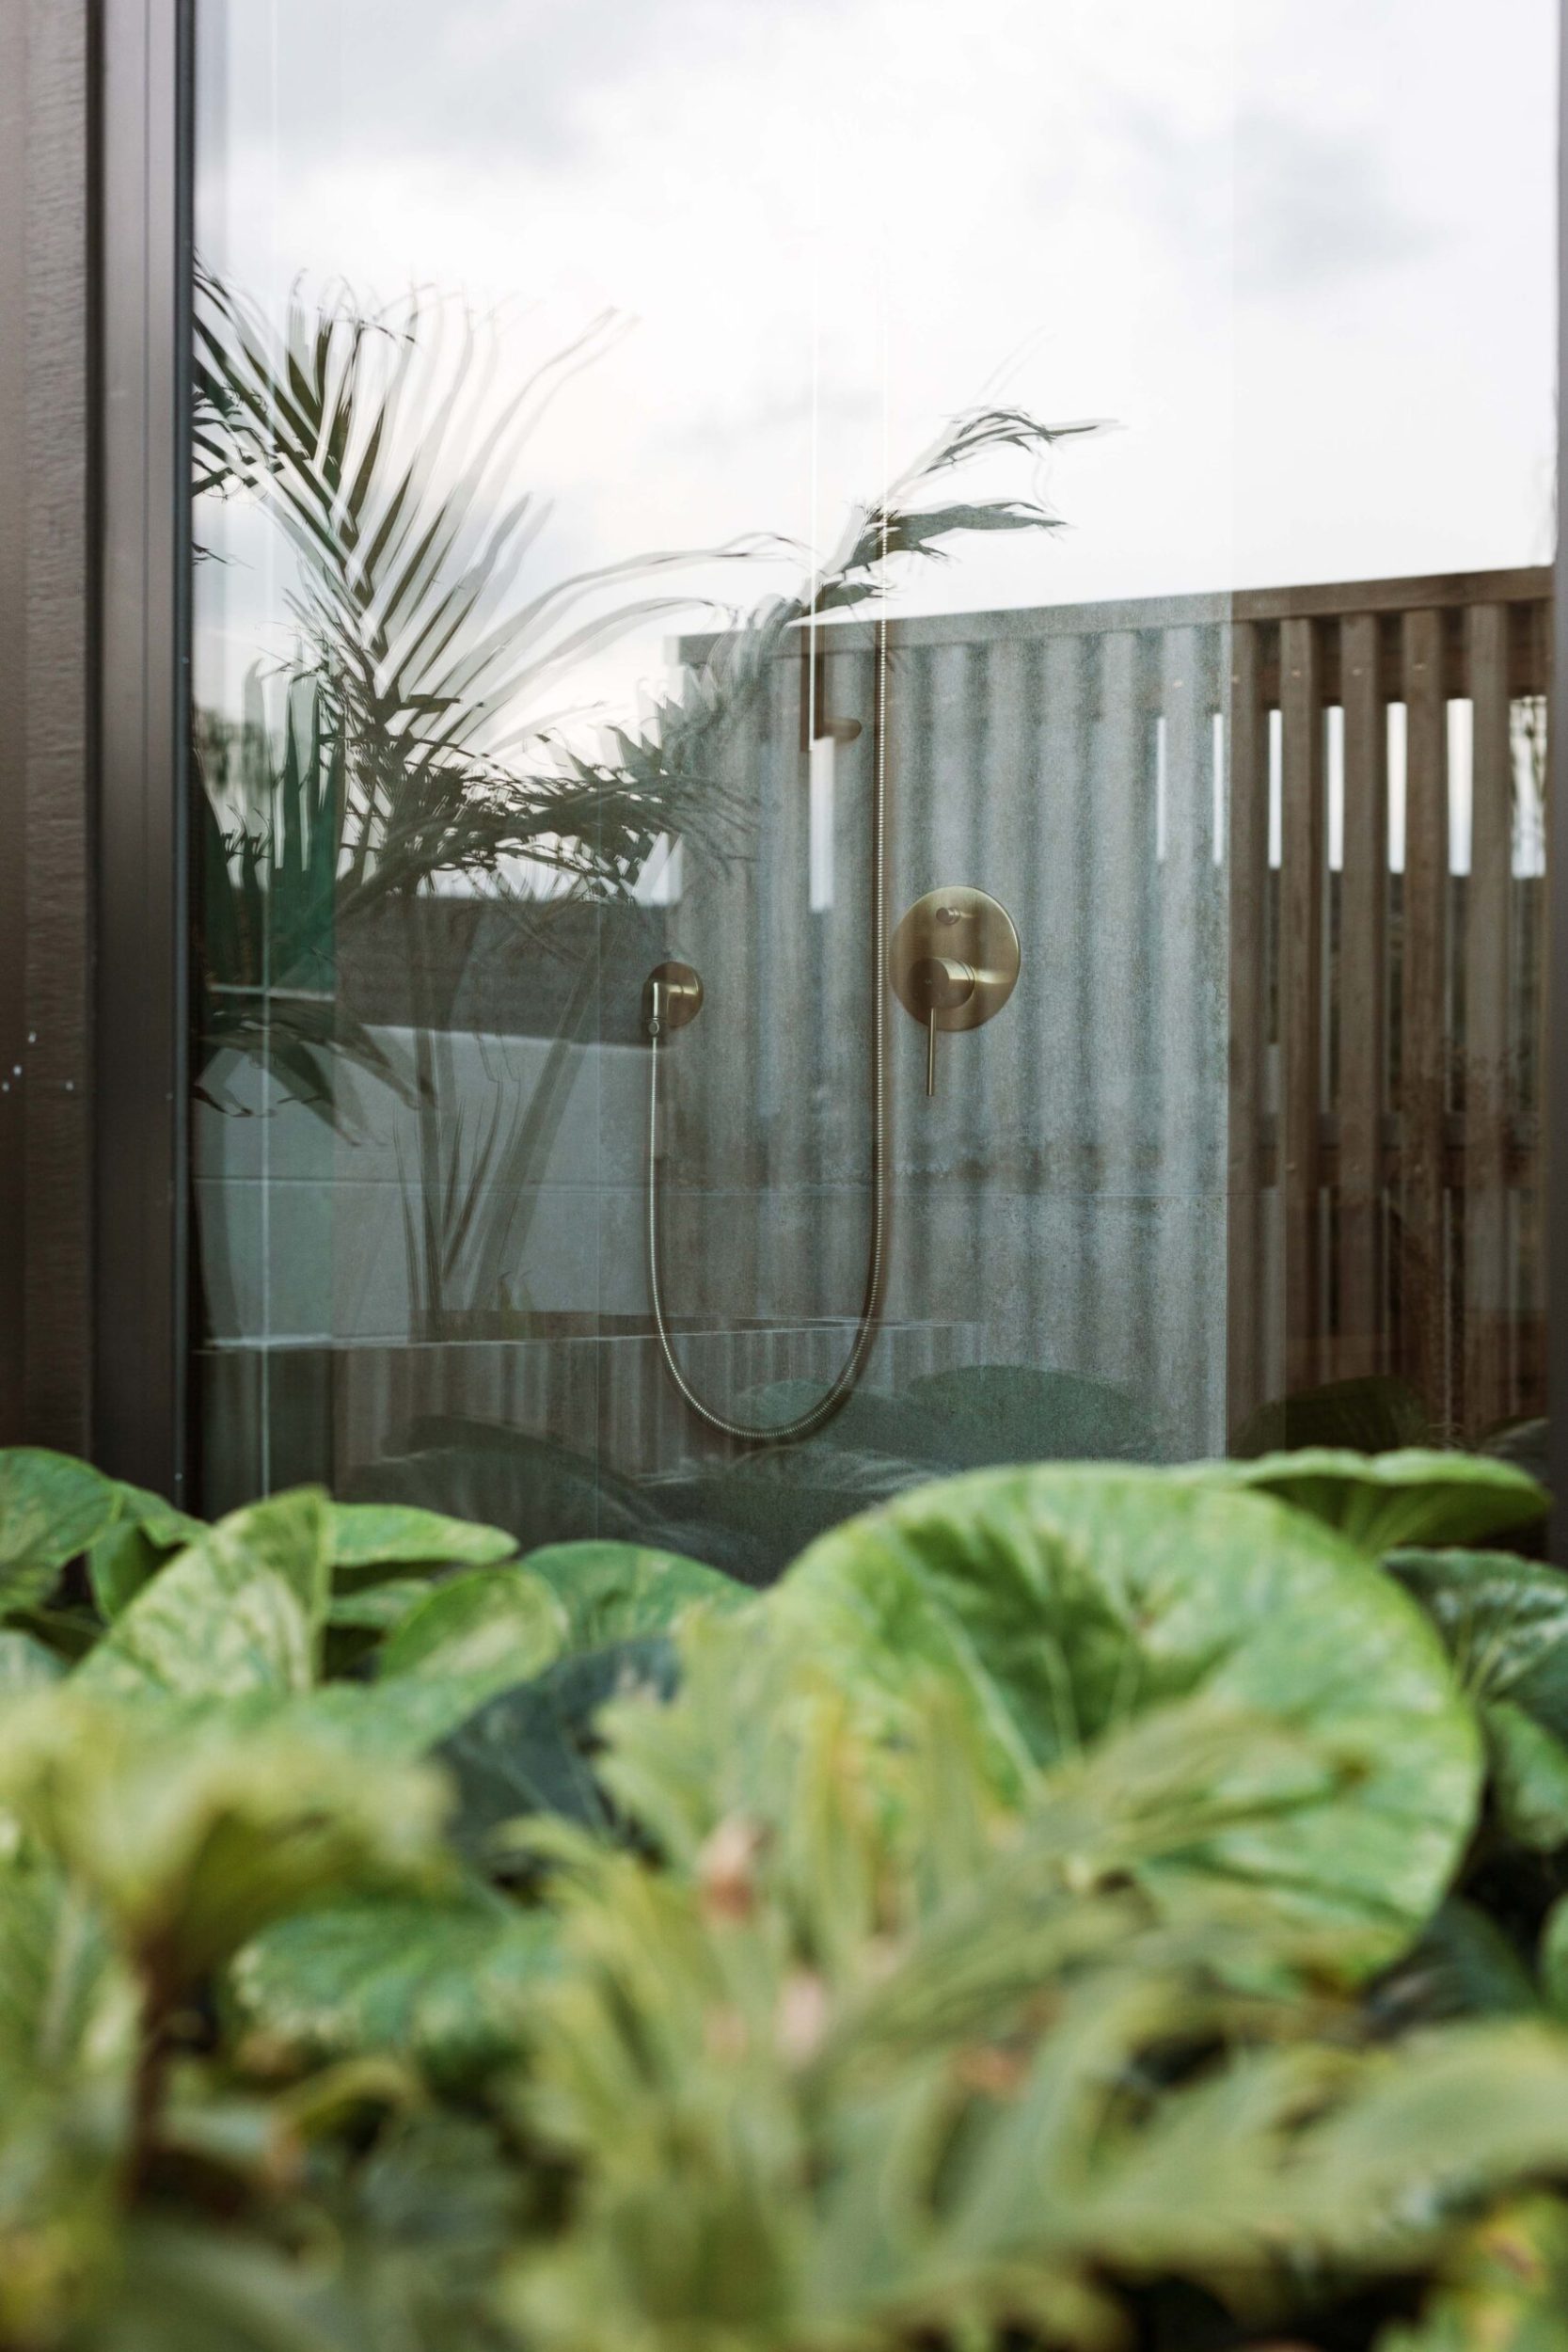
top-left (644, 629), bottom-right (889, 1448)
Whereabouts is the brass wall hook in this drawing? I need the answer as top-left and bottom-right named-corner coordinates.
top-left (889, 888), bottom-right (1020, 1095)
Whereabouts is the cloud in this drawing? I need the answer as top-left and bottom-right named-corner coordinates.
top-left (1235, 106), bottom-right (1439, 294)
top-left (206, 0), bottom-right (847, 179)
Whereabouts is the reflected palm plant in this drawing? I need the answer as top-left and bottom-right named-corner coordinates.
top-left (192, 263), bottom-right (1095, 1327)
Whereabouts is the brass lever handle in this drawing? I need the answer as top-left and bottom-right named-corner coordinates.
top-left (910, 953), bottom-right (975, 1095)
top-left (889, 887), bottom-right (1021, 1103)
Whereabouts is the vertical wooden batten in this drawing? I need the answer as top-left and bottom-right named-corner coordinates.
top-left (1335, 610), bottom-right (1389, 1382)
top-left (1278, 614), bottom-right (1326, 1395)
top-left (1463, 602), bottom-right (1514, 1432)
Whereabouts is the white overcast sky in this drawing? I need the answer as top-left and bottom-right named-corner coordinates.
top-left (194, 0), bottom-right (1558, 738)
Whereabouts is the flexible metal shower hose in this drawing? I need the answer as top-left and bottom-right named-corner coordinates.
top-left (643, 628), bottom-right (889, 1447)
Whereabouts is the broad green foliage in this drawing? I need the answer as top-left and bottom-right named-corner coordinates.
top-left (1198, 1448), bottom-right (1547, 1556)
top-left (1482, 1702), bottom-right (1568, 1851)
top-left (773, 1466), bottom-right (1481, 1963)
top-left (0, 1860), bottom-right (132, 2080)
top-left (86, 1482), bottom-right (206, 1620)
top-left (439, 1639), bottom-right (681, 1854)
top-left (520, 1540), bottom-right (751, 1650)
top-left (327, 1501), bottom-right (517, 1583)
top-left (1390, 1549), bottom-right (1568, 1731)
top-left (229, 1895), bottom-right (554, 2084)
top-left (0, 1693), bottom-right (448, 1989)
top-left (378, 1565), bottom-right (563, 1689)
top-left (0, 1451), bottom-right (121, 1616)
top-left (75, 1491), bottom-right (331, 1700)
top-left (5, 1438), bottom-right (1568, 2350)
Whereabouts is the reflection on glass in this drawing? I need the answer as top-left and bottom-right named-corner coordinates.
top-left (191, 0), bottom-right (1555, 1573)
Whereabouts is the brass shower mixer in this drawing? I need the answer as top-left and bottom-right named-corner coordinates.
top-left (889, 887), bottom-right (1021, 1095)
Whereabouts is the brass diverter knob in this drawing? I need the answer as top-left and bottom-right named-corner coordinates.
top-left (890, 887), bottom-right (1021, 1096)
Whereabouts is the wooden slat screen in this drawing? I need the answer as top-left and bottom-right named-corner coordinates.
top-left (1224, 569), bottom-right (1549, 1443)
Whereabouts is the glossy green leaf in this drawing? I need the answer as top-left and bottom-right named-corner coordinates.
top-left (328, 1501), bottom-right (517, 1587)
top-left (87, 1485), bottom-right (206, 1622)
top-left (287, 1675), bottom-right (528, 1762)
top-left (774, 1465), bottom-right (1480, 1962)
top-left (378, 1567), bottom-right (563, 1692)
top-left (229, 1893), bottom-right (554, 2084)
top-left (74, 1491), bottom-right (332, 1701)
top-left (0, 1692), bottom-right (449, 1989)
top-left (326, 1580), bottom-right (430, 1631)
top-left (1193, 1450), bottom-right (1547, 1557)
top-left (0, 1858), bottom-right (132, 2080)
top-left (1484, 1702), bottom-right (1568, 1852)
top-left (438, 1639), bottom-right (680, 1855)
top-left (0, 1450), bottom-right (121, 1618)
top-left (86, 1524), bottom-right (164, 1625)
top-left (519, 1541), bottom-right (747, 1653)
top-left (1388, 1551), bottom-right (1568, 1738)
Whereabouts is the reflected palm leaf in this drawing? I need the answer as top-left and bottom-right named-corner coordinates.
top-left (193, 262), bottom-right (1101, 1319)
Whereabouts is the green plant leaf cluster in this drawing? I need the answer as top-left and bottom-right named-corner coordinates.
top-left (2, 1439), bottom-right (1568, 2350)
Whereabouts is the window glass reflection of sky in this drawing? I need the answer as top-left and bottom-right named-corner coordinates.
top-left (194, 0), bottom-right (1557, 739)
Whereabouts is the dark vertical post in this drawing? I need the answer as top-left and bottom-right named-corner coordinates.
top-left (0, 0), bottom-right (97, 1453)
top-left (1551, 0), bottom-right (1568, 1553)
top-left (94, 0), bottom-right (191, 1497)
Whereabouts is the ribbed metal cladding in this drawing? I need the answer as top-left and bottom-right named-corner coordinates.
top-left (657, 604), bottom-right (1233, 1461)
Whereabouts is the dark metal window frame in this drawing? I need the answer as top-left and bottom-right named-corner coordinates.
top-left (95, 0), bottom-right (192, 1498)
top-left (65, 0), bottom-right (1568, 1530)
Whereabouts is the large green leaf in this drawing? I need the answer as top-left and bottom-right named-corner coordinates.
top-left (0, 1692), bottom-right (449, 1989)
top-left (228, 1893), bottom-right (554, 2084)
top-left (519, 1542), bottom-right (747, 1653)
top-left (1193, 1450), bottom-right (1547, 1557)
top-left (74, 1492), bottom-right (332, 1701)
top-left (378, 1567), bottom-right (562, 1690)
top-left (1483, 1702), bottom-right (1568, 1852)
top-left (326, 1580), bottom-right (430, 1631)
top-left (0, 1858), bottom-right (133, 2079)
top-left (1388, 1551), bottom-right (1568, 1737)
top-left (437, 1640), bottom-right (680, 1856)
top-left (87, 1485), bottom-right (206, 1622)
top-left (328, 1502), bottom-right (517, 1589)
top-left (773, 1466), bottom-right (1481, 1962)
top-left (0, 1451), bottom-right (121, 1618)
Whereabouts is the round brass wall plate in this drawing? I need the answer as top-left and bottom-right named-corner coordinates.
top-left (889, 887), bottom-right (1021, 1034)
top-left (642, 960), bottom-right (705, 1035)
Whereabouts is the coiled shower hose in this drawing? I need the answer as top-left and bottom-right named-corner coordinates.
top-left (644, 628), bottom-right (889, 1446)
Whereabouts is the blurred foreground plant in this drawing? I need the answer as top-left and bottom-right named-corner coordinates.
top-left (0, 1442), bottom-right (1566, 2348)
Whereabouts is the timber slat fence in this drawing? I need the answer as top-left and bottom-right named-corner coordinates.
top-left (1224, 566), bottom-right (1549, 1441)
